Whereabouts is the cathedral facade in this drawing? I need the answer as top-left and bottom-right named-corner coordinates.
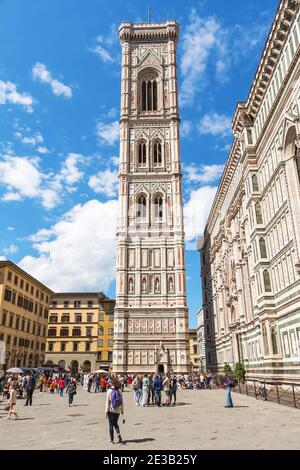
top-left (112, 20), bottom-right (190, 374)
top-left (200, 0), bottom-right (300, 383)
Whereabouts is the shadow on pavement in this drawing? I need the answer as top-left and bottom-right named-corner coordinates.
top-left (124, 438), bottom-right (155, 444)
top-left (17, 417), bottom-right (35, 421)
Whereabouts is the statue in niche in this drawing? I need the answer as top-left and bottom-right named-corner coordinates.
top-left (128, 277), bottom-right (134, 293)
top-left (142, 276), bottom-right (147, 293)
top-left (168, 276), bottom-right (174, 293)
top-left (142, 249), bottom-right (148, 267)
top-left (155, 277), bottom-right (160, 293)
top-left (129, 250), bottom-right (134, 267)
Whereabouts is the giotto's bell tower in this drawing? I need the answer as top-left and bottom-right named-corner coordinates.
top-left (113, 20), bottom-right (190, 374)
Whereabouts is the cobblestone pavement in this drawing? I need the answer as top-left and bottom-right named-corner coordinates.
top-left (0, 387), bottom-right (299, 450)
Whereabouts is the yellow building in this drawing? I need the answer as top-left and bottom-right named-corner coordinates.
top-left (0, 260), bottom-right (53, 370)
top-left (189, 329), bottom-right (199, 372)
top-left (45, 292), bottom-right (115, 373)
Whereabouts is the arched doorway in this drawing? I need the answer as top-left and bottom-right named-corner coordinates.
top-left (58, 360), bottom-right (66, 369)
top-left (83, 360), bottom-right (91, 373)
top-left (158, 364), bottom-right (164, 374)
top-left (70, 360), bottom-right (79, 373)
top-left (45, 360), bottom-right (54, 367)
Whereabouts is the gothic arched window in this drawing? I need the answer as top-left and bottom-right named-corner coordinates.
top-left (263, 269), bottom-right (272, 292)
top-left (259, 237), bottom-right (267, 259)
top-left (153, 141), bottom-right (162, 166)
top-left (138, 142), bottom-right (147, 166)
top-left (252, 174), bottom-right (259, 192)
top-left (154, 195), bottom-right (163, 220)
top-left (141, 77), bottom-right (158, 111)
top-left (255, 202), bottom-right (263, 225)
top-left (271, 327), bottom-right (278, 355)
top-left (136, 195), bottom-right (147, 220)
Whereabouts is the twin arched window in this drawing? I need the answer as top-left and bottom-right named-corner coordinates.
top-left (136, 194), bottom-right (164, 221)
top-left (137, 140), bottom-right (163, 167)
top-left (142, 80), bottom-right (157, 111)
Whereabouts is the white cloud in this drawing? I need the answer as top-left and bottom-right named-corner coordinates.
top-left (0, 256), bottom-right (6, 261)
top-left (37, 146), bottom-right (49, 154)
top-left (59, 153), bottom-right (84, 187)
top-left (88, 169), bottom-right (118, 197)
top-left (19, 199), bottom-right (118, 292)
top-left (15, 131), bottom-right (44, 146)
top-left (0, 152), bottom-right (85, 210)
top-left (110, 155), bottom-right (119, 167)
top-left (181, 120), bottom-right (193, 138)
top-left (0, 80), bottom-right (34, 112)
top-left (185, 163), bottom-right (224, 184)
top-left (90, 45), bottom-right (115, 63)
top-left (96, 121), bottom-right (119, 146)
top-left (184, 186), bottom-right (217, 241)
top-left (180, 12), bottom-right (222, 106)
top-left (7, 226), bottom-right (15, 231)
top-left (32, 63), bottom-right (72, 98)
top-left (198, 113), bottom-right (231, 137)
top-left (2, 244), bottom-right (18, 255)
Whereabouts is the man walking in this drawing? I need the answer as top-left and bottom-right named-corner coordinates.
top-left (25, 373), bottom-right (36, 407)
top-left (153, 375), bottom-right (162, 407)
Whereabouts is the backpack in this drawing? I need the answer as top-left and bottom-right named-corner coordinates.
top-left (111, 389), bottom-right (122, 409)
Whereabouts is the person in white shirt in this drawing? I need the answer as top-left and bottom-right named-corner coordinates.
top-left (8, 383), bottom-right (19, 420)
top-left (105, 378), bottom-right (124, 444)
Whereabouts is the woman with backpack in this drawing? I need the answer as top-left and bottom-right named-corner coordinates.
top-left (105, 378), bottom-right (124, 444)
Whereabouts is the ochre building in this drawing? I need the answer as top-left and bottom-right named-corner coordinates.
top-left (45, 292), bottom-right (115, 373)
top-left (0, 260), bottom-right (53, 369)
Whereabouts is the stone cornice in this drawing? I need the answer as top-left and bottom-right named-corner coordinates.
top-left (232, 0), bottom-right (300, 134)
top-left (119, 21), bottom-right (179, 44)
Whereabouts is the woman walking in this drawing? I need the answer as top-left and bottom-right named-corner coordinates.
top-left (163, 374), bottom-right (171, 406)
top-left (141, 373), bottom-right (149, 407)
top-left (105, 378), bottom-right (124, 444)
top-left (169, 376), bottom-right (177, 406)
top-left (7, 383), bottom-right (19, 420)
top-left (66, 378), bottom-right (77, 407)
top-left (224, 374), bottom-right (234, 408)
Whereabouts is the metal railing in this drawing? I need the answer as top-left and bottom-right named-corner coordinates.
top-left (233, 378), bottom-right (300, 409)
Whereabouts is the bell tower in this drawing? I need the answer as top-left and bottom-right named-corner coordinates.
top-left (113, 20), bottom-right (190, 374)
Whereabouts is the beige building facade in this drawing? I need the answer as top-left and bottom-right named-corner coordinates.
top-left (0, 261), bottom-right (53, 369)
top-left (189, 329), bottom-right (199, 372)
top-left (113, 20), bottom-right (190, 374)
top-left (200, 0), bottom-right (300, 383)
top-left (45, 293), bottom-right (114, 373)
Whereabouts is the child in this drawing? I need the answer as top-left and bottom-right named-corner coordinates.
top-left (8, 383), bottom-right (19, 420)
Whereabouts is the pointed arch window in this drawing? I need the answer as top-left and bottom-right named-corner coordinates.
top-left (271, 327), bottom-right (278, 355)
top-left (154, 195), bottom-right (163, 221)
top-left (259, 237), bottom-right (267, 259)
top-left (255, 202), bottom-right (263, 225)
top-left (136, 195), bottom-right (147, 220)
top-left (153, 141), bottom-right (162, 166)
top-left (263, 269), bottom-right (272, 292)
top-left (141, 78), bottom-right (158, 111)
top-left (138, 142), bottom-right (147, 166)
top-left (252, 174), bottom-right (259, 192)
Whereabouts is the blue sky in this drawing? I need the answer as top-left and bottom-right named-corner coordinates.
top-left (0, 0), bottom-right (278, 327)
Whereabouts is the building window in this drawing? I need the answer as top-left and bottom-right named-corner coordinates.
top-left (98, 327), bottom-right (104, 336)
top-left (7, 271), bottom-right (12, 282)
top-left (74, 301), bottom-right (81, 308)
top-left (154, 195), bottom-right (163, 221)
top-left (271, 328), bottom-right (278, 355)
top-left (109, 315), bottom-right (114, 321)
top-left (263, 270), bottom-right (272, 292)
top-left (138, 142), bottom-right (147, 166)
top-left (60, 328), bottom-right (69, 337)
top-left (1, 311), bottom-right (7, 326)
top-left (99, 313), bottom-right (104, 321)
top-left (14, 275), bottom-right (18, 286)
top-left (48, 343), bottom-right (54, 352)
top-left (20, 279), bottom-right (24, 289)
top-left (60, 343), bottom-right (66, 352)
top-left (255, 202), bottom-right (263, 224)
top-left (9, 314), bottom-right (14, 328)
top-left (64, 301), bottom-right (69, 308)
top-left (72, 328), bottom-right (81, 337)
top-left (73, 343), bottom-right (78, 352)
top-left (108, 340), bottom-right (113, 347)
top-left (87, 314), bottom-right (93, 323)
top-left (142, 79), bottom-right (157, 111)
top-left (252, 174), bottom-right (259, 192)
top-left (61, 315), bottom-right (70, 323)
top-left (259, 238), bottom-right (267, 259)
top-left (108, 351), bottom-right (113, 361)
top-left (153, 141), bottom-right (162, 166)
top-left (86, 327), bottom-right (92, 337)
top-left (88, 301), bottom-right (93, 308)
top-left (86, 342), bottom-right (91, 352)
top-left (108, 328), bottom-right (114, 335)
top-left (48, 328), bottom-right (56, 337)
top-left (136, 195), bottom-right (147, 220)
top-left (4, 288), bottom-right (12, 302)
top-left (98, 339), bottom-right (103, 347)
top-left (49, 315), bottom-right (58, 323)
top-left (75, 315), bottom-right (82, 323)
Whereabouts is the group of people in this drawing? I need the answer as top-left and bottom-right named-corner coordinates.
top-left (132, 373), bottom-right (177, 407)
